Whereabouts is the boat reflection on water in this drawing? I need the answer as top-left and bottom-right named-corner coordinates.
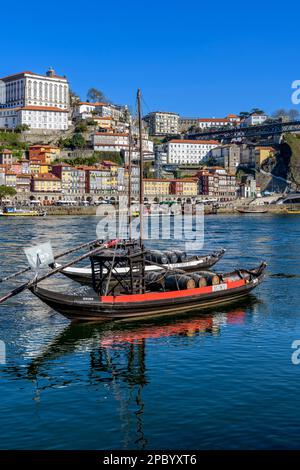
top-left (100, 309), bottom-right (246, 348)
top-left (24, 297), bottom-right (260, 449)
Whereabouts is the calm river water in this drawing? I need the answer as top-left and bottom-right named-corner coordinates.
top-left (0, 214), bottom-right (300, 449)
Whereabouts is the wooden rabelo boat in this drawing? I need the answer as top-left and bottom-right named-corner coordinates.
top-left (237, 207), bottom-right (268, 214)
top-left (54, 247), bottom-right (226, 285)
top-left (30, 244), bottom-right (267, 321)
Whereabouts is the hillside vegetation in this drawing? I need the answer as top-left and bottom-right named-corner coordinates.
top-left (0, 131), bottom-right (28, 156)
top-left (284, 134), bottom-right (300, 188)
top-left (56, 151), bottom-right (123, 167)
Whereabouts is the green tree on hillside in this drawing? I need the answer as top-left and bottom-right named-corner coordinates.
top-left (71, 133), bottom-right (86, 149)
top-left (272, 109), bottom-right (287, 119)
top-left (272, 109), bottom-right (299, 121)
top-left (0, 185), bottom-right (17, 201)
top-left (87, 88), bottom-right (107, 103)
top-left (15, 124), bottom-right (30, 133)
top-left (239, 111), bottom-right (250, 118)
top-left (250, 108), bottom-right (265, 115)
top-left (75, 121), bottom-right (88, 133)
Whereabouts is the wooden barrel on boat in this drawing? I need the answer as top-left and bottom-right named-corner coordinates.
top-left (163, 251), bottom-right (178, 264)
top-left (223, 271), bottom-right (251, 283)
top-left (146, 250), bottom-right (169, 264)
top-left (145, 271), bottom-right (165, 291)
top-left (172, 250), bottom-right (187, 262)
top-left (188, 273), bottom-right (208, 288)
top-left (196, 271), bottom-right (220, 285)
top-left (165, 274), bottom-right (196, 291)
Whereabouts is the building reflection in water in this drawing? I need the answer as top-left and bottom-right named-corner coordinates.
top-left (24, 297), bottom-right (259, 449)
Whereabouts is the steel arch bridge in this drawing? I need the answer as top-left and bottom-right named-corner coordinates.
top-left (187, 121), bottom-right (300, 141)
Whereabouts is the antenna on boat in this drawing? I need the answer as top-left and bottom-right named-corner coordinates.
top-left (137, 89), bottom-right (144, 247)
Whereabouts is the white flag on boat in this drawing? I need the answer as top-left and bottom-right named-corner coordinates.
top-left (24, 242), bottom-right (54, 270)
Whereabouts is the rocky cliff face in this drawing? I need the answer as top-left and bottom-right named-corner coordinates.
top-left (260, 134), bottom-right (300, 192)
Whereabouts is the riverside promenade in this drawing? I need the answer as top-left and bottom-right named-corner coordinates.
top-left (41, 204), bottom-right (294, 216)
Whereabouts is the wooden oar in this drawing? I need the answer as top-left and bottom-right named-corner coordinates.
top-left (0, 239), bottom-right (119, 304)
top-left (0, 237), bottom-right (105, 284)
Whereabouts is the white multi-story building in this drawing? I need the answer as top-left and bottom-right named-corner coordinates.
top-left (0, 68), bottom-right (69, 109)
top-left (167, 139), bottom-right (219, 165)
top-left (143, 111), bottom-right (179, 136)
top-left (226, 114), bottom-right (241, 124)
top-left (0, 68), bottom-right (69, 130)
top-left (245, 113), bottom-right (268, 126)
top-left (0, 106), bottom-right (69, 130)
top-left (73, 101), bottom-right (128, 122)
top-left (92, 132), bottom-right (129, 152)
top-left (95, 103), bottom-right (127, 121)
top-left (73, 101), bottom-right (105, 119)
top-left (197, 118), bottom-right (232, 129)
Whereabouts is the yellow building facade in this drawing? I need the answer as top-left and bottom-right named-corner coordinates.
top-left (32, 174), bottom-right (62, 192)
top-left (255, 147), bottom-right (275, 167)
top-left (143, 179), bottom-right (170, 196)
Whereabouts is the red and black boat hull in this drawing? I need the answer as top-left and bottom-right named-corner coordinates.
top-left (30, 264), bottom-right (266, 322)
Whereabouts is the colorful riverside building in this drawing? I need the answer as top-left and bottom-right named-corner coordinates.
top-left (31, 173), bottom-right (62, 193)
top-left (198, 167), bottom-right (236, 201)
top-left (8, 162), bottom-right (22, 174)
top-left (0, 149), bottom-right (14, 165)
top-left (16, 159), bottom-right (30, 174)
top-left (0, 166), bottom-right (6, 185)
top-left (5, 171), bottom-right (17, 188)
top-left (78, 166), bottom-right (113, 195)
top-left (29, 145), bottom-right (61, 164)
top-left (143, 179), bottom-right (171, 196)
top-left (51, 163), bottom-right (85, 195)
top-left (16, 174), bottom-right (31, 194)
top-left (169, 179), bottom-right (198, 196)
top-left (143, 178), bottom-right (198, 197)
top-left (29, 159), bottom-right (51, 175)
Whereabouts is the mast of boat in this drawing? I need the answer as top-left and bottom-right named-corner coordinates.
top-left (128, 120), bottom-right (132, 240)
top-left (137, 89), bottom-right (144, 247)
top-left (137, 89), bottom-right (146, 294)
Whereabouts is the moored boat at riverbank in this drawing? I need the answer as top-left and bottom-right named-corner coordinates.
top-left (0, 207), bottom-right (46, 217)
top-left (30, 261), bottom-right (266, 321)
top-left (55, 248), bottom-right (226, 284)
top-left (236, 207), bottom-right (268, 214)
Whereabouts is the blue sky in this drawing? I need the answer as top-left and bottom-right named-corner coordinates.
top-left (1, 0), bottom-right (299, 117)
